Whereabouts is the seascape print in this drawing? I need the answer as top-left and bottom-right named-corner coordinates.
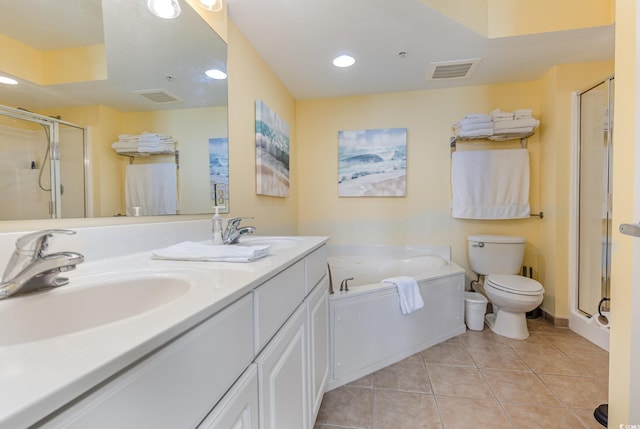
top-left (209, 137), bottom-right (229, 208)
top-left (255, 100), bottom-right (290, 197)
top-left (338, 128), bottom-right (407, 197)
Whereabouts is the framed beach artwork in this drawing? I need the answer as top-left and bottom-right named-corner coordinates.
top-left (208, 137), bottom-right (229, 211)
top-left (255, 100), bottom-right (290, 197)
top-left (338, 128), bottom-right (407, 197)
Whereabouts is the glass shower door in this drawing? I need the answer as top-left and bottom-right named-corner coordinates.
top-left (577, 77), bottom-right (614, 316)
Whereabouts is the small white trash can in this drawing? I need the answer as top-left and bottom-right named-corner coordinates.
top-left (464, 291), bottom-right (488, 331)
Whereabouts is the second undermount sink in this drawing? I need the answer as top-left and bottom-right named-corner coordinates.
top-left (0, 272), bottom-right (192, 346)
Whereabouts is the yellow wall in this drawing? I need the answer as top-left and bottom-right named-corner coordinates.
top-left (226, 20), bottom-right (298, 235)
top-left (296, 83), bottom-right (546, 298)
top-left (609, 0), bottom-right (637, 424)
top-left (538, 61), bottom-right (614, 318)
top-left (423, 0), bottom-right (613, 38)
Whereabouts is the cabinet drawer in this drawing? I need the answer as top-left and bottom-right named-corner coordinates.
top-left (254, 259), bottom-right (305, 353)
top-left (37, 294), bottom-right (254, 429)
top-left (305, 245), bottom-right (328, 295)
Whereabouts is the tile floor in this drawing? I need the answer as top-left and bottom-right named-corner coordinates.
top-left (314, 318), bottom-right (609, 429)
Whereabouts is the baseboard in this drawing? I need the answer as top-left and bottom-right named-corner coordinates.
top-left (542, 309), bottom-right (569, 327)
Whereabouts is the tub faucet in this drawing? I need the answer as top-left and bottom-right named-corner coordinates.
top-left (340, 277), bottom-right (354, 292)
top-left (223, 217), bottom-right (256, 244)
top-left (0, 229), bottom-right (84, 299)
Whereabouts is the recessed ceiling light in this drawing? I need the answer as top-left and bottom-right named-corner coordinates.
top-left (147, 0), bottom-right (181, 19)
top-left (205, 69), bottom-right (227, 80)
top-left (333, 54), bottom-right (355, 68)
top-left (0, 76), bottom-right (18, 85)
top-left (199, 0), bottom-right (223, 12)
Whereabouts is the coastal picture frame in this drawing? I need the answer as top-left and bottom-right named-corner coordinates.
top-left (208, 137), bottom-right (229, 211)
top-left (338, 128), bottom-right (407, 197)
top-left (255, 100), bottom-right (290, 197)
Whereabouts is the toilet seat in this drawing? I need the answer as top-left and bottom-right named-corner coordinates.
top-left (486, 274), bottom-right (544, 296)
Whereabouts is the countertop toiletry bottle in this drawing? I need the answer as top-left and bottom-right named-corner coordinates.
top-left (212, 206), bottom-right (224, 245)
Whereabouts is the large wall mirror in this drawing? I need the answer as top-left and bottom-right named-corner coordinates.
top-left (0, 0), bottom-right (228, 220)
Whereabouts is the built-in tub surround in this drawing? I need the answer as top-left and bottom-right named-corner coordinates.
top-left (0, 220), bottom-right (328, 428)
top-left (326, 245), bottom-right (465, 390)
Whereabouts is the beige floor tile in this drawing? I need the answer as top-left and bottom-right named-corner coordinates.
top-left (565, 351), bottom-right (610, 382)
top-left (514, 348), bottom-right (591, 376)
top-left (503, 331), bottom-right (561, 351)
top-left (373, 390), bottom-right (442, 429)
top-left (373, 358), bottom-right (431, 393)
top-left (427, 364), bottom-right (494, 399)
top-left (459, 328), bottom-right (512, 349)
top-left (502, 403), bottom-right (586, 428)
top-left (573, 407), bottom-right (610, 429)
top-left (465, 344), bottom-right (530, 371)
top-left (539, 374), bottom-right (609, 409)
top-left (348, 374), bottom-right (374, 388)
top-left (436, 396), bottom-right (514, 429)
top-left (481, 369), bottom-right (563, 406)
top-left (526, 318), bottom-right (571, 334)
top-left (316, 386), bottom-right (373, 428)
top-left (546, 334), bottom-right (609, 354)
top-left (421, 341), bottom-right (476, 367)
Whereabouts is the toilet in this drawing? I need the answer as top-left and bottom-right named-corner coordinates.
top-left (467, 235), bottom-right (544, 339)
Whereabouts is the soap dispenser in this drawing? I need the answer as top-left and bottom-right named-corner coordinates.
top-left (212, 206), bottom-right (224, 245)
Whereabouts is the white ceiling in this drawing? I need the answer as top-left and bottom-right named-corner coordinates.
top-left (227, 0), bottom-right (615, 100)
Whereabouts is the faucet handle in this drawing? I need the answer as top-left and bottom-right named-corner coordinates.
top-left (15, 229), bottom-right (76, 258)
top-left (225, 217), bottom-right (254, 231)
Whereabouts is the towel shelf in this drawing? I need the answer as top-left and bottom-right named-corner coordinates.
top-left (450, 132), bottom-right (533, 155)
top-left (118, 150), bottom-right (180, 168)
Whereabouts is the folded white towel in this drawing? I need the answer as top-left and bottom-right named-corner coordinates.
top-left (382, 276), bottom-right (424, 314)
top-left (462, 114), bottom-right (492, 123)
top-left (453, 121), bottom-right (494, 132)
top-left (494, 118), bottom-right (539, 131)
top-left (151, 241), bottom-right (271, 263)
top-left (455, 128), bottom-right (494, 137)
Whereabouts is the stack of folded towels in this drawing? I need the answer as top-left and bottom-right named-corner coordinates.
top-left (490, 108), bottom-right (539, 135)
top-left (112, 132), bottom-right (176, 154)
top-left (452, 109), bottom-right (539, 138)
top-left (452, 113), bottom-right (494, 137)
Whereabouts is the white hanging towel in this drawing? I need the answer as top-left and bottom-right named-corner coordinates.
top-left (451, 148), bottom-right (530, 219)
top-left (382, 276), bottom-right (424, 314)
top-left (125, 163), bottom-right (177, 216)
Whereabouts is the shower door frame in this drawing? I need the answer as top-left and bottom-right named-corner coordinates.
top-left (0, 106), bottom-right (89, 219)
top-left (568, 75), bottom-right (614, 351)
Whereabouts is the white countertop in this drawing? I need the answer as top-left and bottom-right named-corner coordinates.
top-left (0, 230), bottom-right (328, 429)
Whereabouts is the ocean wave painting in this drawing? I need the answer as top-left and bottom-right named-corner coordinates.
top-left (209, 137), bottom-right (229, 207)
top-left (338, 128), bottom-right (407, 197)
top-left (256, 100), bottom-right (290, 197)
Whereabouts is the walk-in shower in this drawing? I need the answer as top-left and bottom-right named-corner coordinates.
top-left (570, 76), bottom-right (614, 350)
top-left (0, 105), bottom-right (87, 220)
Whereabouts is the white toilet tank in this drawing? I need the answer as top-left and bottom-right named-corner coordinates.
top-left (467, 235), bottom-right (526, 275)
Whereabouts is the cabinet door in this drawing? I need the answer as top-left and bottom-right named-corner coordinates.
top-left (198, 364), bottom-right (259, 429)
top-left (307, 277), bottom-right (329, 426)
top-left (256, 304), bottom-right (308, 429)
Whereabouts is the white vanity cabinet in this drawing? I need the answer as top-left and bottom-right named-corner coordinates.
top-left (36, 293), bottom-right (254, 429)
top-left (197, 364), bottom-right (259, 429)
top-left (30, 241), bottom-right (329, 429)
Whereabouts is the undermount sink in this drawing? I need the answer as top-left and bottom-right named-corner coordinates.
top-left (0, 273), bottom-right (192, 346)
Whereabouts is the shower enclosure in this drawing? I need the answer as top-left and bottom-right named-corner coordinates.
top-left (0, 105), bottom-right (87, 220)
top-left (571, 76), bottom-right (614, 350)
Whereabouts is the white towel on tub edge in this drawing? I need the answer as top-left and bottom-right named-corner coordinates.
top-left (382, 276), bottom-right (424, 314)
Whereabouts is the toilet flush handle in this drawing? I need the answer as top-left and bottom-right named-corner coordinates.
top-left (472, 242), bottom-right (485, 248)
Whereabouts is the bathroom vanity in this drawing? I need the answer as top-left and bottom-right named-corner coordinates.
top-left (0, 221), bottom-right (329, 429)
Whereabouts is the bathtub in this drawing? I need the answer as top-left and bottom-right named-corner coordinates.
top-left (326, 245), bottom-right (465, 391)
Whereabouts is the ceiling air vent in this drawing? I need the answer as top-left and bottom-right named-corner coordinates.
top-left (426, 58), bottom-right (481, 81)
top-left (132, 89), bottom-right (183, 103)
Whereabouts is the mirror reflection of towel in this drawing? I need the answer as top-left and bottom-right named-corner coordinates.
top-left (125, 163), bottom-right (177, 216)
top-left (451, 149), bottom-right (530, 219)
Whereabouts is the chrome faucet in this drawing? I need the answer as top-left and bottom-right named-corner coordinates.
top-left (0, 229), bottom-right (84, 299)
top-left (223, 217), bottom-right (256, 244)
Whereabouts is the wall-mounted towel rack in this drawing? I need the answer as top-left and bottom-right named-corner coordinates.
top-left (450, 132), bottom-right (533, 155)
top-left (118, 150), bottom-right (180, 168)
top-left (530, 211), bottom-right (544, 219)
